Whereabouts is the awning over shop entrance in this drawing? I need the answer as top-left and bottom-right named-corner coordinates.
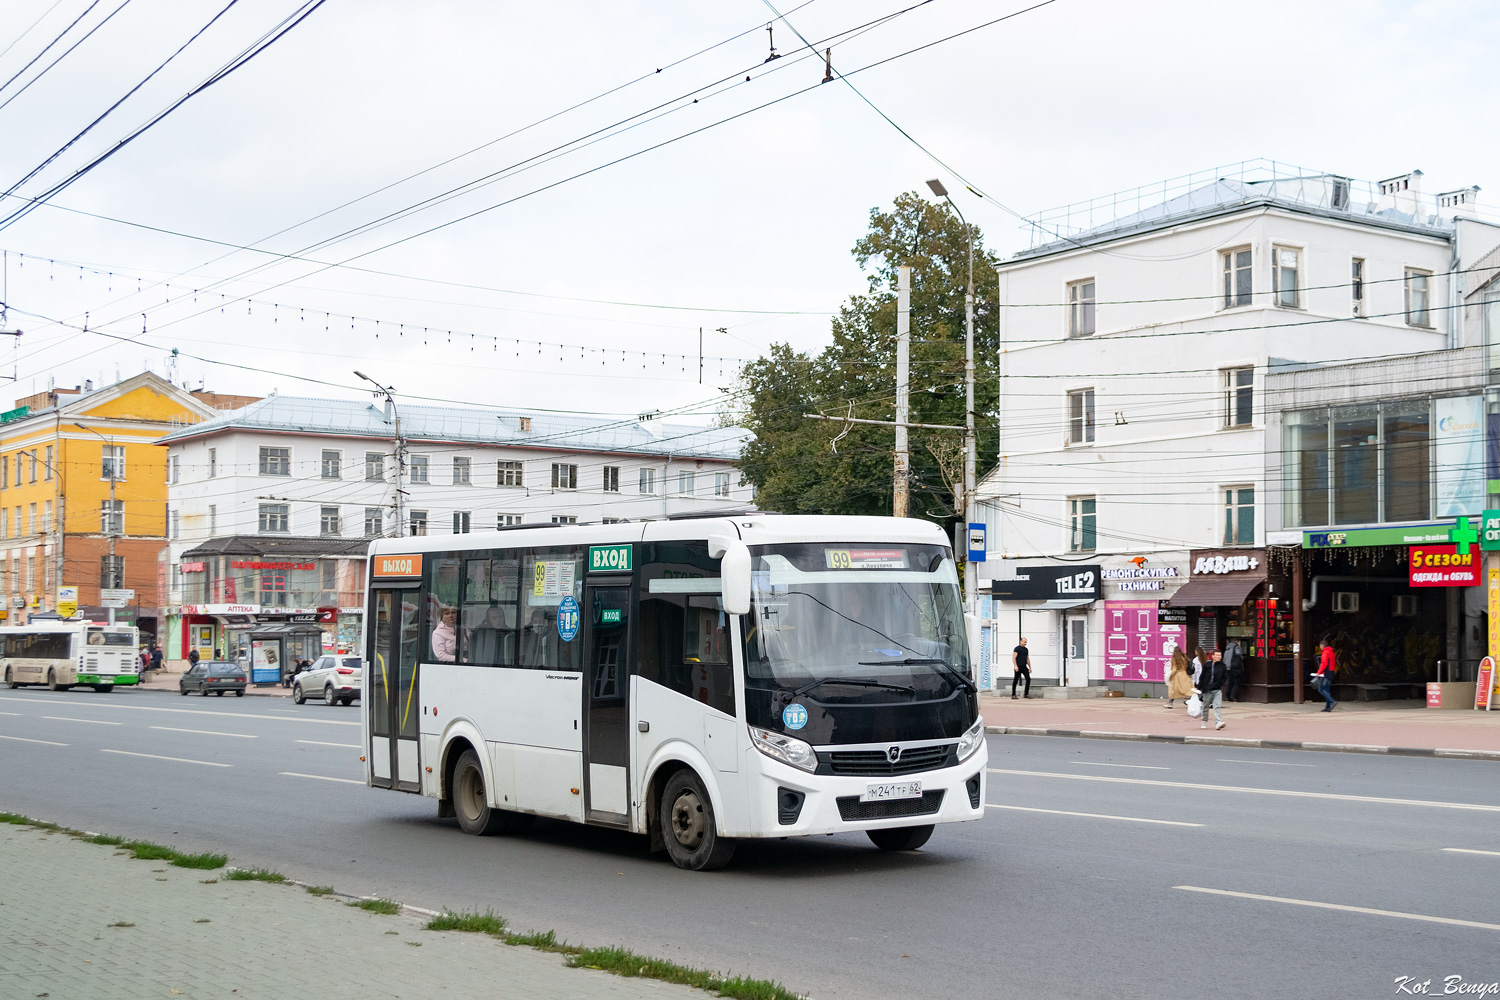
top-left (1167, 576), bottom-right (1261, 608)
top-left (1018, 598), bottom-right (1094, 611)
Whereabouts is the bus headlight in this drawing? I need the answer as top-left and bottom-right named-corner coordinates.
top-left (956, 718), bottom-right (986, 761)
top-left (749, 727), bottom-right (817, 772)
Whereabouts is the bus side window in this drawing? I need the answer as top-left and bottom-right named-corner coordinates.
top-left (424, 555), bottom-right (463, 663)
top-left (460, 555), bottom-right (519, 667)
top-left (638, 540), bottom-right (734, 717)
top-left (519, 546), bottom-right (584, 671)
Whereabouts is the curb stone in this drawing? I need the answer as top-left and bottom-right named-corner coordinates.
top-left (984, 725), bottom-right (1500, 761)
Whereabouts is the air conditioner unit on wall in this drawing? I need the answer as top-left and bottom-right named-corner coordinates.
top-left (1333, 591), bottom-right (1360, 614)
top-left (1392, 594), bottom-right (1418, 617)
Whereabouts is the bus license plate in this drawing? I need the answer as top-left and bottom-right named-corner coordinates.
top-left (861, 781), bottom-right (922, 802)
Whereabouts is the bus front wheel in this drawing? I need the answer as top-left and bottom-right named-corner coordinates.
top-left (659, 769), bottom-right (736, 871)
top-left (452, 749), bottom-right (510, 836)
top-left (867, 825), bottom-right (934, 852)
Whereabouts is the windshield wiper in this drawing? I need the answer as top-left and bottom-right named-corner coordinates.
top-left (861, 657), bottom-right (977, 694)
top-left (793, 677), bottom-right (916, 698)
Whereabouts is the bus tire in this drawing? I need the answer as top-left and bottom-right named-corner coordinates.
top-left (867, 825), bottom-right (934, 852)
top-left (452, 749), bottom-right (507, 836)
top-left (93, 685), bottom-right (113, 693)
top-left (47, 670), bottom-right (68, 692)
top-left (4, 667), bottom-right (16, 689)
top-left (659, 769), bottom-right (736, 871)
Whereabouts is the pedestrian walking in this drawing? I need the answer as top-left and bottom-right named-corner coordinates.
top-left (1190, 647), bottom-right (1206, 688)
top-left (1224, 638), bottom-right (1245, 702)
top-left (149, 644), bottom-right (163, 677)
top-left (1314, 635), bottom-right (1338, 712)
top-left (1166, 647), bottom-right (1193, 708)
top-left (1199, 649), bottom-right (1227, 730)
top-left (1011, 637), bottom-right (1032, 699)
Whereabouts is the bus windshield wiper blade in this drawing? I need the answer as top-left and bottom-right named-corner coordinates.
top-left (860, 657), bottom-right (977, 694)
top-left (793, 677), bottom-right (916, 697)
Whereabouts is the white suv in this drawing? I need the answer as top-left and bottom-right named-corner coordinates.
top-left (293, 655), bottom-right (363, 706)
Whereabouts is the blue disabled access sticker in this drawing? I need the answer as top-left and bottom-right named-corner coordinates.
top-left (556, 595), bottom-right (580, 643)
top-left (782, 702), bottom-right (808, 730)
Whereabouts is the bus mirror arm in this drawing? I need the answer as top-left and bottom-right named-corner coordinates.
top-left (710, 535), bottom-right (752, 617)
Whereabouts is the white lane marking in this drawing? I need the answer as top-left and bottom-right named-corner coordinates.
top-left (0, 733), bottom-right (68, 746)
top-left (280, 771), bottom-right (363, 785)
top-left (987, 803), bottom-right (1202, 827)
top-left (43, 716), bottom-right (122, 726)
top-left (151, 726), bottom-right (256, 739)
top-left (0, 695), bottom-right (357, 726)
top-left (1443, 848), bottom-right (1500, 858)
top-left (987, 768), bottom-right (1500, 813)
top-left (0, 711), bottom-right (18, 716)
top-left (296, 740), bottom-right (360, 748)
top-left (1068, 761), bottom-right (1169, 770)
top-left (1216, 759), bottom-right (1315, 767)
top-left (1175, 885), bottom-right (1500, 932)
top-left (100, 749), bottom-right (230, 767)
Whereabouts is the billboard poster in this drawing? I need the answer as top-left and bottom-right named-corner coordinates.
top-left (1103, 600), bottom-right (1182, 683)
top-left (1434, 395), bottom-right (1484, 517)
top-left (249, 640), bottom-right (280, 684)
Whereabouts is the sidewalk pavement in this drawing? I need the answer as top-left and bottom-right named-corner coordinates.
top-left (979, 691), bottom-right (1500, 759)
top-left (0, 822), bottom-right (705, 1000)
top-left (137, 666), bottom-right (292, 698)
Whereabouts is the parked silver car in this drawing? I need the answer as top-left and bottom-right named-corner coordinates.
top-left (292, 655), bottom-right (363, 706)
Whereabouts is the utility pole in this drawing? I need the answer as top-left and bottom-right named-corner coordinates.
top-left (355, 372), bottom-right (404, 536)
top-left (894, 266), bottom-right (911, 517)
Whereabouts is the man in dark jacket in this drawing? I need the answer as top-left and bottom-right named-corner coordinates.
top-left (1224, 639), bottom-right (1245, 701)
top-left (148, 645), bottom-right (164, 677)
top-left (1199, 650), bottom-right (1227, 730)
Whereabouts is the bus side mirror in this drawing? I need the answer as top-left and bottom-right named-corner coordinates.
top-left (709, 535), bottom-right (752, 616)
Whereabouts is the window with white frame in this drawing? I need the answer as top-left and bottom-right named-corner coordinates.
top-left (1405, 268), bottom-right (1431, 327)
top-left (1272, 246), bottom-right (1301, 308)
top-left (1067, 388), bottom-right (1095, 445)
top-left (497, 460), bottom-right (523, 487)
top-left (1221, 247), bottom-right (1252, 308)
top-left (1, 455), bottom-right (7, 488)
top-left (100, 499), bottom-right (123, 535)
top-left (320, 506), bottom-right (341, 536)
top-left (364, 507), bottom-right (383, 537)
top-left (209, 504), bottom-right (216, 535)
top-left (258, 446), bottom-right (290, 476)
top-left (602, 466), bottom-right (620, 492)
top-left (170, 507), bottom-right (180, 539)
top-left (42, 500), bottom-right (51, 533)
top-left (1, 508), bottom-right (8, 538)
top-left (258, 503), bottom-right (289, 533)
top-left (102, 445), bottom-right (126, 480)
top-left (714, 472), bottom-right (731, 497)
top-left (1068, 496), bottom-right (1096, 552)
top-left (497, 513), bottom-right (522, 527)
top-left (208, 447), bottom-right (216, 478)
top-left (1222, 367), bottom-right (1253, 428)
top-left (170, 454), bottom-right (180, 484)
top-left (551, 515), bottom-right (578, 524)
top-left (1351, 258), bottom-right (1365, 317)
top-left (1223, 486), bottom-right (1255, 545)
top-left (639, 468), bottom-right (656, 494)
top-left (321, 449), bottom-right (341, 479)
top-left (678, 471), bottom-right (695, 495)
top-left (453, 457), bottom-right (471, 485)
top-left (27, 503), bottom-right (35, 535)
top-left (408, 454), bottom-right (427, 483)
top-left (453, 511), bottom-right (471, 533)
top-left (408, 510), bottom-right (428, 536)
top-left (368, 451), bottom-right (388, 482)
top-left (602, 517), bottom-right (624, 525)
top-left (28, 451), bottom-right (35, 483)
top-left (1067, 278), bottom-right (1096, 337)
top-left (551, 463), bottom-right (577, 490)
top-left (44, 446), bottom-right (52, 481)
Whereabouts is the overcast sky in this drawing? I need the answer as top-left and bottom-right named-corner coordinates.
top-left (0, 0), bottom-right (1495, 422)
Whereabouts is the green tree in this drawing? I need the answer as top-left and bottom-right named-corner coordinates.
top-left (737, 191), bottom-right (1000, 525)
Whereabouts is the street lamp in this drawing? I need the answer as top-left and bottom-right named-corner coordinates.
top-left (354, 372), bottom-right (404, 536)
top-left (925, 178), bottom-right (977, 617)
top-left (74, 423), bottom-right (119, 624)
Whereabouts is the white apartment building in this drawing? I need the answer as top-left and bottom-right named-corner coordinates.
top-left (157, 394), bottom-right (752, 663)
top-left (976, 160), bottom-right (1500, 693)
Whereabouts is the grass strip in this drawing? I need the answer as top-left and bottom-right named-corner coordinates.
top-left (568, 946), bottom-right (801, 1000)
top-left (120, 840), bottom-right (227, 870)
top-left (305, 885), bottom-right (334, 896)
top-left (347, 898), bottom-right (401, 915)
top-left (426, 910), bottom-right (507, 935)
top-left (224, 867), bottom-right (287, 883)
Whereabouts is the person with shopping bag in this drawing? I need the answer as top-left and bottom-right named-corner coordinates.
top-left (1166, 648), bottom-right (1193, 709)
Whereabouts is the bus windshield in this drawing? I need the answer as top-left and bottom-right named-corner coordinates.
top-left (86, 629), bottom-right (134, 647)
top-left (742, 543), bottom-right (969, 703)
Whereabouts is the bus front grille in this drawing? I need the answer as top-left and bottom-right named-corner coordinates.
top-left (836, 790), bottom-right (945, 821)
top-left (821, 745), bottom-right (953, 776)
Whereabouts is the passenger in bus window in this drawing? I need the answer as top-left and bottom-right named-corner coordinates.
top-left (432, 606), bottom-right (458, 662)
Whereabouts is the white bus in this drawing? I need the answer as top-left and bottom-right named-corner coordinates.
top-left (361, 514), bottom-right (986, 870)
top-left (1, 621), bottom-right (141, 692)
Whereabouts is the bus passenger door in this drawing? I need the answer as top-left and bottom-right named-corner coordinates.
top-left (582, 582), bottom-right (631, 824)
top-left (369, 588), bottom-right (422, 792)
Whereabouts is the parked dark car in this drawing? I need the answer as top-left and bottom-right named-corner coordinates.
top-left (179, 661), bottom-right (247, 697)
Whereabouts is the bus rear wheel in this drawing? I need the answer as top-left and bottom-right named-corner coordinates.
top-left (659, 769), bottom-right (736, 871)
top-left (47, 670), bottom-right (69, 692)
top-left (867, 825), bottom-right (934, 852)
top-left (4, 667), bottom-right (16, 689)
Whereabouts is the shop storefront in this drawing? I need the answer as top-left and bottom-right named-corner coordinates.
top-left (1100, 560), bottom-right (1187, 695)
top-left (1164, 548), bottom-right (1296, 702)
top-left (988, 564), bottom-right (1101, 688)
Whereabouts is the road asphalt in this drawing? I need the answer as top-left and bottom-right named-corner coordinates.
top-left (2, 685), bottom-right (1498, 1000)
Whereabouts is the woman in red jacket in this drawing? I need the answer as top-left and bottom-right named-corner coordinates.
top-left (1315, 636), bottom-right (1337, 712)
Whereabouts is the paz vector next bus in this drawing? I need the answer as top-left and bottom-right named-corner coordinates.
top-left (360, 514), bottom-right (987, 870)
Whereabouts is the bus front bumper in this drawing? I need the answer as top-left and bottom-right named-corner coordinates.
top-left (748, 743), bottom-right (987, 837)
